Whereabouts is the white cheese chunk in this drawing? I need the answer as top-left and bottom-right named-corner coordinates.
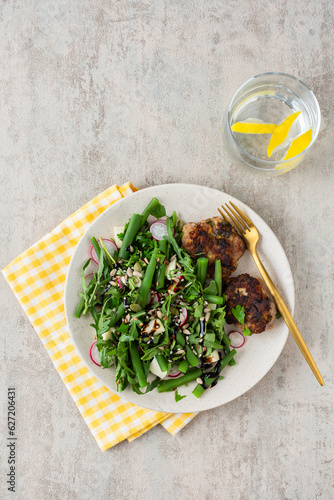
top-left (149, 357), bottom-right (168, 379)
top-left (102, 327), bottom-right (115, 341)
top-left (165, 259), bottom-right (177, 278)
top-left (141, 318), bottom-right (165, 336)
top-left (205, 349), bottom-right (220, 364)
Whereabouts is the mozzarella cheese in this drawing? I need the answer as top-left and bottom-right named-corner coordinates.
top-left (165, 259), bottom-right (177, 278)
top-left (149, 357), bottom-right (168, 379)
top-left (141, 318), bottom-right (165, 336)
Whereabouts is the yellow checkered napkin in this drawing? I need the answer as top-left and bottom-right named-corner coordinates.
top-left (2, 183), bottom-right (196, 451)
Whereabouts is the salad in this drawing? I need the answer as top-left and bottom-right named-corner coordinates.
top-left (74, 197), bottom-right (238, 400)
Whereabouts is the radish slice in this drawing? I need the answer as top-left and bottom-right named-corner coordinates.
top-left (117, 276), bottom-right (124, 290)
top-left (146, 290), bottom-right (160, 305)
top-left (90, 341), bottom-right (114, 367)
top-left (84, 273), bottom-right (94, 287)
top-left (228, 330), bottom-right (245, 348)
top-left (149, 220), bottom-right (168, 241)
top-left (168, 366), bottom-right (182, 378)
top-left (179, 306), bottom-right (188, 327)
top-left (90, 341), bottom-right (101, 367)
top-left (90, 239), bottom-right (118, 264)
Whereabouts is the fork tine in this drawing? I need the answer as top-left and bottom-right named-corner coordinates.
top-left (229, 202), bottom-right (254, 227)
top-left (217, 207), bottom-right (230, 224)
top-left (219, 205), bottom-right (245, 235)
top-left (225, 204), bottom-right (249, 231)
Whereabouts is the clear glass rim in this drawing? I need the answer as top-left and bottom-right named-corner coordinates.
top-left (226, 72), bottom-right (321, 167)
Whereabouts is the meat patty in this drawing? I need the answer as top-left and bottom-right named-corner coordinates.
top-left (224, 273), bottom-right (277, 334)
top-left (181, 216), bottom-right (246, 281)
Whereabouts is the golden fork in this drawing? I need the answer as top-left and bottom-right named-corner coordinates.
top-left (219, 201), bottom-right (325, 386)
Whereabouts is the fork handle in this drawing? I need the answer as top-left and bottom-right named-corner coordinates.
top-left (251, 250), bottom-right (325, 386)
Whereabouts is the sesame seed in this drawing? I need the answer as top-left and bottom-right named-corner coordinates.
top-left (183, 329), bottom-right (191, 335)
top-left (196, 378), bottom-right (203, 385)
top-left (205, 312), bottom-right (211, 322)
top-left (110, 269), bottom-right (116, 277)
top-left (200, 316), bottom-right (205, 322)
top-left (130, 245), bottom-right (134, 252)
top-left (127, 268), bottom-right (133, 277)
top-left (203, 307), bottom-right (211, 313)
top-left (157, 311), bottom-right (162, 318)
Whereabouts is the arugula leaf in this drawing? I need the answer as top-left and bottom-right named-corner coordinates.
top-left (175, 390), bottom-right (186, 402)
top-left (194, 302), bottom-right (203, 318)
top-left (151, 203), bottom-right (166, 219)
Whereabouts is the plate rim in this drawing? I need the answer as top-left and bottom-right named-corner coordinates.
top-left (64, 183), bottom-right (295, 412)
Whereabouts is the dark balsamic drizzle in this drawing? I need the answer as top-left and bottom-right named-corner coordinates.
top-left (200, 353), bottom-right (223, 389)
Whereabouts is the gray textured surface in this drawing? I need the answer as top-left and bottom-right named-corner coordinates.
top-left (1, 1), bottom-right (333, 499)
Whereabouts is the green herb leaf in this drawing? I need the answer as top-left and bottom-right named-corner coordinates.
top-left (232, 304), bottom-right (245, 326)
top-left (175, 390), bottom-right (187, 402)
top-left (203, 281), bottom-right (217, 295)
top-left (243, 327), bottom-right (252, 336)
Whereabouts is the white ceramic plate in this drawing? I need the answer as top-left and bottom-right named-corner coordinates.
top-left (64, 184), bottom-right (295, 413)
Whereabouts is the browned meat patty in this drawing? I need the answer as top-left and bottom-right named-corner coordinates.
top-left (224, 273), bottom-right (277, 334)
top-left (181, 216), bottom-right (246, 280)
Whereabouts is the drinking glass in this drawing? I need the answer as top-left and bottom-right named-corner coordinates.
top-left (223, 73), bottom-right (321, 175)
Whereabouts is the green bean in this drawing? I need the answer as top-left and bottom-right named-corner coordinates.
top-left (192, 375), bottom-right (217, 398)
top-left (203, 294), bottom-right (224, 305)
top-left (109, 303), bottom-right (125, 326)
top-left (177, 359), bottom-right (190, 373)
top-left (157, 368), bottom-right (202, 393)
top-left (74, 297), bottom-right (85, 318)
top-left (186, 345), bottom-right (200, 367)
top-left (141, 198), bottom-right (161, 223)
top-left (139, 248), bottom-right (160, 308)
top-left (192, 383), bottom-right (205, 398)
top-left (156, 264), bottom-right (166, 290)
top-left (118, 213), bottom-right (143, 259)
top-left (158, 239), bottom-right (167, 254)
top-left (156, 354), bottom-right (168, 373)
top-left (196, 257), bottom-right (208, 286)
top-left (215, 260), bottom-right (222, 297)
top-left (129, 341), bottom-right (147, 388)
top-left (176, 331), bottom-right (186, 347)
top-left (222, 332), bottom-right (231, 346)
top-left (224, 344), bottom-right (236, 366)
top-left (155, 240), bottom-right (167, 289)
top-left (221, 348), bottom-right (237, 369)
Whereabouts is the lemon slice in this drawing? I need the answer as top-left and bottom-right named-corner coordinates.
top-left (267, 111), bottom-right (301, 158)
top-left (231, 122), bottom-right (277, 134)
top-left (283, 128), bottom-right (313, 160)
